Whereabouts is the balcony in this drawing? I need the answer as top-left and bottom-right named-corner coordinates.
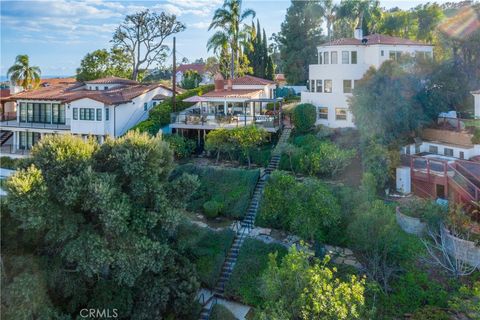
top-left (0, 115), bottom-right (71, 130)
top-left (170, 111), bottom-right (281, 132)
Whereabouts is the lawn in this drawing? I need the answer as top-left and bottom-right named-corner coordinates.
top-left (224, 238), bottom-right (287, 307)
top-left (175, 223), bottom-right (235, 289)
top-left (172, 164), bottom-right (260, 219)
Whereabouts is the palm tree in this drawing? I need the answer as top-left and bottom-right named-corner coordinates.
top-left (207, 0), bottom-right (255, 79)
top-left (7, 55), bottom-right (41, 89)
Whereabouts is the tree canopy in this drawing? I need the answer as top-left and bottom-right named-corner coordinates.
top-left (3, 132), bottom-right (201, 319)
top-left (76, 48), bottom-right (133, 81)
top-left (7, 54), bottom-right (41, 89)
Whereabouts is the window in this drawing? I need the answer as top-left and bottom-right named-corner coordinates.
top-left (153, 102), bottom-right (157, 107)
top-left (318, 107), bottom-right (328, 119)
top-left (310, 80), bottom-right (315, 92)
top-left (323, 52), bottom-right (329, 64)
top-left (389, 51), bottom-right (401, 61)
top-left (354, 80), bottom-right (360, 88)
top-left (335, 108), bottom-right (347, 120)
top-left (331, 51), bottom-right (338, 64)
top-left (381, 50), bottom-right (384, 56)
top-left (96, 109), bottom-right (102, 121)
top-left (342, 51), bottom-right (349, 64)
top-left (27, 103), bottom-right (33, 122)
top-left (19, 131), bottom-right (40, 150)
top-left (51, 104), bottom-right (65, 124)
top-left (444, 148), bottom-right (454, 157)
top-left (351, 51), bottom-right (357, 64)
top-left (324, 80), bottom-right (332, 93)
top-left (105, 108), bottom-right (109, 121)
top-left (460, 151), bottom-right (464, 159)
top-left (343, 80), bottom-right (352, 93)
top-left (73, 108), bottom-right (78, 120)
top-left (406, 146), bottom-right (411, 155)
top-left (144, 102), bottom-right (148, 111)
top-left (19, 102), bottom-right (27, 122)
top-left (429, 145), bottom-right (438, 154)
top-left (95, 86), bottom-right (99, 90)
top-left (318, 52), bottom-right (323, 64)
top-left (104, 86), bottom-right (108, 90)
top-left (316, 80), bottom-right (322, 93)
top-left (79, 108), bottom-right (95, 121)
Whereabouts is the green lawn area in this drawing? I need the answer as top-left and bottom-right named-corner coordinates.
top-left (176, 223), bottom-right (234, 289)
top-left (172, 164), bottom-right (260, 219)
top-left (224, 239), bottom-right (287, 307)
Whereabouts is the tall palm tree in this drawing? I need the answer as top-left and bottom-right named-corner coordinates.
top-left (208, 0), bottom-right (255, 79)
top-left (7, 54), bottom-right (41, 89)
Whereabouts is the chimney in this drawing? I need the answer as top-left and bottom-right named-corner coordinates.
top-left (214, 73), bottom-right (224, 92)
top-left (354, 12), bottom-right (363, 40)
top-left (227, 79), bottom-right (233, 91)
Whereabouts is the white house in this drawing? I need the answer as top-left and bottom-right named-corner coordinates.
top-left (0, 76), bottom-right (175, 156)
top-left (302, 28), bottom-right (433, 128)
top-left (175, 63), bottom-right (215, 86)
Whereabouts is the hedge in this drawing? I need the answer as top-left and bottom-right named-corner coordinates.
top-left (0, 156), bottom-right (23, 170)
top-left (172, 164), bottom-right (260, 219)
top-left (224, 239), bottom-right (287, 307)
top-left (176, 224), bottom-right (234, 289)
top-left (131, 84), bottom-right (215, 134)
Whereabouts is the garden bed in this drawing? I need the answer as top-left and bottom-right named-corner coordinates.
top-left (172, 164), bottom-right (260, 219)
top-left (223, 238), bottom-right (287, 307)
top-left (176, 223), bottom-right (235, 289)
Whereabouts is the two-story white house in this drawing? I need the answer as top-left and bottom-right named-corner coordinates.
top-left (301, 28), bottom-right (434, 128)
top-left (0, 76), bottom-right (175, 156)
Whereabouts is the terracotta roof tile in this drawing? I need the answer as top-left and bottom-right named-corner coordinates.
top-left (231, 75), bottom-right (275, 85)
top-left (202, 89), bottom-right (263, 98)
top-left (322, 34), bottom-right (433, 47)
top-left (85, 76), bottom-right (138, 85)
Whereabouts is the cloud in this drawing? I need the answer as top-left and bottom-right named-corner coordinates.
top-left (190, 21), bottom-right (211, 29)
top-left (153, 0), bottom-right (222, 17)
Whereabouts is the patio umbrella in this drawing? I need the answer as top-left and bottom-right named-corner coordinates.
top-left (182, 95), bottom-right (208, 103)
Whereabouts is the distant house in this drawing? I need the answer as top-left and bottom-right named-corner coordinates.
top-left (0, 76), bottom-right (177, 157)
top-left (274, 73), bottom-right (286, 86)
top-left (302, 26), bottom-right (433, 128)
top-left (175, 63), bottom-right (215, 86)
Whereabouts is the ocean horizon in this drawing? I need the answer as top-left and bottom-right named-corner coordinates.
top-left (0, 75), bottom-right (72, 82)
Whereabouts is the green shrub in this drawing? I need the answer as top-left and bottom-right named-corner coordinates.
top-left (176, 224), bottom-right (234, 289)
top-left (472, 128), bottom-right (480, 144)
top-left (210, 304), bottom-right (236, 320)
top-left (257, 171), bottom-right (341, 243)
top-left (0, 157), bottom-right (22, 170)
top-left (292, 103), bottom-right (316, 133)
top-left (224, 239), bottom-right (287, 306)
top-left (131, 85), bottom-right (215, 134)
top-left (163, 134), bottom-right (196, 159)
top-left (203, 201), bottom-right (222, 219)
top-left (411, 306), bottom-right (451, 320)
top-left (172, 165), bottom-right (259, 219)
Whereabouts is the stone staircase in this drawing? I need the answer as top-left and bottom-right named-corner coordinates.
top-left (198, 128), bottom-right (292, 320)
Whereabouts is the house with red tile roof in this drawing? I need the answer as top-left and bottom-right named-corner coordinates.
top-left (0, 76), bottom-right (176, 156)
top-left (302, 25), bottom-right (433, 128)
top-left (171, 74), bottom-right (282, 136)
top-left (175, 63), bottom-right (217, 86)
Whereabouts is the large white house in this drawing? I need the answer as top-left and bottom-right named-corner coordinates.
top-left (0, 76), bottom-right (175, 156)
top-left (302, 28), bottom-right (433, 128)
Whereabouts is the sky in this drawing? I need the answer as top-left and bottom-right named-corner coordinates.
top-left (0, 0), bottom-right (455, 77)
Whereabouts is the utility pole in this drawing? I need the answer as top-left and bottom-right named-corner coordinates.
top-left (172, 36), bottom-right (176, 113)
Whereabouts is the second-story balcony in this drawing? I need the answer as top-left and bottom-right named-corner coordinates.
top-left (0, 113), bottom-right (71, 130)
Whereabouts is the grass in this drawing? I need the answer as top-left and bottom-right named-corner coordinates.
top-left (172, 164), bottom-right (260, 219)
top-left (176, 223), bottom-right (234, 289)
top-left (224, 239), bottom-right (287, 307)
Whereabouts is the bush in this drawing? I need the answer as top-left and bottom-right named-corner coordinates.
top-left (0, 157), bottom-right (22, 170)
top-left (172, 165), bottom-right (259, 219)
top-left (131, 85), bottom-right (215, 134)
top-left (210, 304), bottom-right (236, 320)
top-left (224, 238), bottom-right (287, 306)
top-left (176, 224), bottom-right (234, 289)
top-left (411, 306), bottom-right (451, 320)
top-left (279, 134), bottom-right (355, 178)
top-left (256, 171), bottom-right (341, 243)
top-left (163, 134), bottom-right (196, 159)
top-left (203, 201), bottom-right (222, 219)
top-left (292, 103), bottom-right (317, 133)
top-left (472, 128), bottom-right (480, 144)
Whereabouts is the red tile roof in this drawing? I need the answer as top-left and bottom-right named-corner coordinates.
top-left (322, 34), bottom-right (433, 47)
top-left (202, 89), bottom-right (263, 98)
top-left (231, 75), bottom-right (275, 85)
top-left (85, 76), bottom-right (138, 85)
top-left (39, 77), bottom-right (77, 87)
top-left (176, 63), bottom-right (206, 74)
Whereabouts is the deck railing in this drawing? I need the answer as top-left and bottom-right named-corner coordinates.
top-left (170, 112), bottom-right (281, 129)
top-left (0, 119), bottom-right (70, 130)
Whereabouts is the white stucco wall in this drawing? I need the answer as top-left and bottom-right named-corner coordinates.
top-left (473, 93), bottom-right (480, 118)
top-left (401, 142), bottom-right (480, 160)
top-left (303, 42), bottom-right (433, 128)
top-left (69, 98), bottom-right (107, 135)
